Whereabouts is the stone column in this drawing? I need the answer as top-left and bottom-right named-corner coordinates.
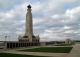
top-left (25, 5), bottom-right (33, 42)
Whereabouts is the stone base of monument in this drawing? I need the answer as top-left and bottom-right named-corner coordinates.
top-left (19, 35), bottom-right (40, 43)
top-left (4, 35), bottom-right (40, 49)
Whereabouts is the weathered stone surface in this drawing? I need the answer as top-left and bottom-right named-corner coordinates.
top-left (19, 5), bottom-right (40, 43)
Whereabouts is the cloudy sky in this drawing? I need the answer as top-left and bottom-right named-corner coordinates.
top-left (0, 0), bottom-right (80, 42)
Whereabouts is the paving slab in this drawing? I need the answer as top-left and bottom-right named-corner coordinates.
top-left (66, 44), bottom-right (80, 57)
top-left (2, 50), bottom-right (67, 57)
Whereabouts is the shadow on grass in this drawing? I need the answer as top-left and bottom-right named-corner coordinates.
top-left (0, 53), bottom-right (48, 57)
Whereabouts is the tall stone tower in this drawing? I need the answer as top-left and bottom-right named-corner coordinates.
top-left (25, 5), bottom-right (33, 42)
top-left (19, 5), bottom-right (40, 44)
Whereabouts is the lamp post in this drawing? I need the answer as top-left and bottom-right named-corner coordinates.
top-left (4, 35), bottom-right (7, 50)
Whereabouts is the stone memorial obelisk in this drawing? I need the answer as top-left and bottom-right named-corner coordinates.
top-left (25, 5), bottom-right (33, 42)
top-left (19, 5), bottom-right (39, 45)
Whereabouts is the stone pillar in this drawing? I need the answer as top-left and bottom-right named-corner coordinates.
top-left (15, 43), bottom-right (16, 48)
top-left (20, 42), bottom-right (21, 47)
top-left (9, 43), bottom-right (10, 48)
top-left (11, 43), bottom-right (13, 48)
top-left (26, 43), bottom-right (27, 47)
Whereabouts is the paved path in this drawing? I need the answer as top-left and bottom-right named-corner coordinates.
top-left (2, 45), bottom-right (79, 57)
top-left (2, 46), bottom-right (70, 57)
top-left (66, 44), bottom-right (80, 57)
top-left (2, 50), bottom-right (67, 57)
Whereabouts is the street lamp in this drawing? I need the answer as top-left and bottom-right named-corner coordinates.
top-left (4, 35), bottom-right (7, 50)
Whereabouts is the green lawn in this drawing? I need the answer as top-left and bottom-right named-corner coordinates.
top-left (20, 47), bottom-right (73, 53)
top-left (54, 44), bottom-right (73, 46)
top-left (0, 53), bottom-right (47, 57)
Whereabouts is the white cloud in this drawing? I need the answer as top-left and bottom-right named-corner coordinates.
top-left (33, 18), bottom-right (43, 25)
top-left (62, 0), bottom-right (76, 3)
top-left (63, 26), bottom-right (71, 29)
top-left (64, 30), bottom-right (74, 33)
top-left (0, 0), bottom-right (80, 41)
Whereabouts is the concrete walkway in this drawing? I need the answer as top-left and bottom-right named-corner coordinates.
top-left (66, 44), bottom-right (80, 57)
top-left (2, 50), bottom-right (67, 57)
top-left (2, 44), bottom-right (80, 57)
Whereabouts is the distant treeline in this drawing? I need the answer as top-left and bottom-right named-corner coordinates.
top-left (75, 40), bottom-right (80, 42)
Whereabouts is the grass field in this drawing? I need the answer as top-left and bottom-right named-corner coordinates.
top-left (54, 44), bottom-right (74, 46)
top-left (20, 47), bottom-right (73, 53)
top-left (0, 53), bottom-right (47, 57)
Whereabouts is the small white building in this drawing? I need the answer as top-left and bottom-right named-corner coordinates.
top-left (65, 39), bottom-right (72, 44)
